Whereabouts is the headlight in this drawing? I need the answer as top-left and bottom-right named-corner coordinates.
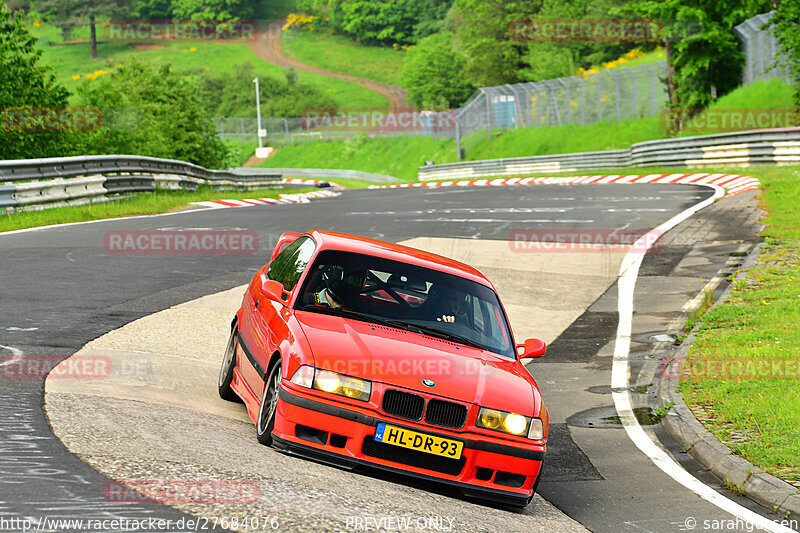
top-left (289, 366), bottom-right (371, 402)
top-left (477, 407), bottom-right (543, 440)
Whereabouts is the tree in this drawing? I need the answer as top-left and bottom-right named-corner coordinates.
top-left (770, 0), bottom-right (800, 107)
top-left (171, 0), bottom-right (255, 21)
top-left (196, 63), bottom-right (338, 118)
top-left (519, 0), bottom-right (635, 82)
top-left (38, 0), bottom-right (133, 59)
top-left (75, 59), bottom-right (230, 168)
top-left (132, 0), bottom-right (174, 19)
top-left (451, 0), bottom-right (540, 87)
top-left (620, 0), bottom-right (772, 131)
top-left (0, 0), bottom-right (73, 159)
top-left (401, 31), bottom-right (475, 108)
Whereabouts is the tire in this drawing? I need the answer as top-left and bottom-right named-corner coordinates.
top-left (256, 360), bottom-right (281, 446)
top-left (218, 326), bottom-right (241, 402)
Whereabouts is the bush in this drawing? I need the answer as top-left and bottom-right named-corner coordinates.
top-left (0, 1), bottom-right (73, 159)
top-left (401, 32), bottom-right (475, 108)
top-left (75, 59), bottom-right (230, 168)
top-left (197, 63), bottom-right (338, 118)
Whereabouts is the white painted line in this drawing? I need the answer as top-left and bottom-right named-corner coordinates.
top-left (0, 205), bottom-right (220, 236)
top-left (611, 184), bottom-right (793, 533)
top-left (0, 345), bottom-right (24, 369)
top-left (0, 344), bottom-right (23, 357)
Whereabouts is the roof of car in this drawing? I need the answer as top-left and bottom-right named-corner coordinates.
top-left (308, 231), bottom-right (492, 287)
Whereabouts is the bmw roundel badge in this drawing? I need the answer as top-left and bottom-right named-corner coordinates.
top-left (422, 379), bottom-right (436, 388)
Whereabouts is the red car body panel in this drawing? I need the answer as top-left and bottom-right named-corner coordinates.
top-left (228, 231), bottom-right (549, 506)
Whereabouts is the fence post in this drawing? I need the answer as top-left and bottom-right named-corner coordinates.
top-left (578, 77), bottom-right (585, 125)
top-left (483, 89), bottom-right (492, 138)
top-left (608, 70), bottom-right (621, 122)
top-left (626, 68), bottom-right (637, 119)
top-left (558, 78), bottom-right (571, 124)
top-left (283, 118), bottom-right (289, 145)
top-left (455, 119), bottom-right (462, 161)
top-left (218, 119), bottom-right (225, 141)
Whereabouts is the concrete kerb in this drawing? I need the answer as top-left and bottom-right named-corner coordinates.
top-left (657, 242), bottom-right (800, 518)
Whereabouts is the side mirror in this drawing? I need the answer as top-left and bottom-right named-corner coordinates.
top-left (261, 277), bottom-right (287, 304)
top-left (517, 338), bottom-right (546, 359)
top-left (270, 231), bottom-right (302, 261)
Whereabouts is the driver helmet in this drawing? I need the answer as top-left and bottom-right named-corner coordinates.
top-left (322, 265), bottom-right (367, 307)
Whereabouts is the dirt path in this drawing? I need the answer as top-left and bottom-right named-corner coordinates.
top-left (251, 19), bottom-right (408, 109)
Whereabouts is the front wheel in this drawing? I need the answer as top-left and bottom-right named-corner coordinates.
top-left (218, 326), bottom-right (241, 402)
top-left (256, 360), bottom-right (281, 446)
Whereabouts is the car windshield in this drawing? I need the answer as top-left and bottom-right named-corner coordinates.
top-left (296, 250), bottom-right (515, 358)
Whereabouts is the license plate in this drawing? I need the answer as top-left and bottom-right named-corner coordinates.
top-left (374, 423), bottom-right (463, 460)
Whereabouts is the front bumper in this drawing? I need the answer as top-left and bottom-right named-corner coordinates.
top-left (272, 386), bottom-right (545, 507)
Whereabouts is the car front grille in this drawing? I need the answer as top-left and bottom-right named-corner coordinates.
top-left (361, 436), bottom-right (465, 476)
top-left (382, 389), bottom-right (425, 421)
top-left (425, 399), bottom-right (468, 429)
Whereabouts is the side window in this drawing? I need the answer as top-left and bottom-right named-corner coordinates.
top-left (267, 237), bottom-right (316, 291)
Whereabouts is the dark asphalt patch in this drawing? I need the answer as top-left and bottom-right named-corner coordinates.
top-left (638, 245), bottom-right (693, 277)
top-left (540, 424), bottom-right (602, 482)
top-left (545, 311), bottom-right (618, 363)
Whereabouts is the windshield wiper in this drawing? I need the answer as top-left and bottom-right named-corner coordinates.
top-left (314, 307), bottom-right (420, 333)
top-left (406, 324), bottom-right (486, 351)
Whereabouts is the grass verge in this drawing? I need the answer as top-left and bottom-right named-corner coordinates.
top-left (678, 165), bottom-right (800, 486)
top-left (0, 186), bottom-right (316, 233)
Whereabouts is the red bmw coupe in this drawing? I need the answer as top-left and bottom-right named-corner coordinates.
top-left (219, 231), bottom-right (548, 507)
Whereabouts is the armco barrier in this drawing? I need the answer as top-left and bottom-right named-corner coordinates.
top-left (0, 155), bottom-right (399, 210)
top-left (419, 128), bottom-right (800, 180)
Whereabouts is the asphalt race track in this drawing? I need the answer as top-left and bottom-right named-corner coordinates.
top-left (0, 184), bottom-right (790, 532)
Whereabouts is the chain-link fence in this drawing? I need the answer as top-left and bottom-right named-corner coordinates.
top-left (215, 112), bottom-right (455, 146)
top-left (216, 61), bottom-right (668, 157)
top-left (734, 12), bottom-right (791, 85)
top-left (451, 62), bottom-right (667, 155)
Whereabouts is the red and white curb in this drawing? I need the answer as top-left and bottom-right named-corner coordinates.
top-left (368, 173), bottom-right (760, 199)
top-left (282, 178), bottom-right (345, 190)
top-left (192, 190), bottom-right (340, 209)
top-left (191, 178), bottom-right (344, 209)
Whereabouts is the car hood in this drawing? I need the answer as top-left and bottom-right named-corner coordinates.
top-left (295, 311), bottom-right (538, 415)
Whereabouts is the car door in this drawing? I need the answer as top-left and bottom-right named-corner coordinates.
top-left (241, 236), bottom-right (317, 394)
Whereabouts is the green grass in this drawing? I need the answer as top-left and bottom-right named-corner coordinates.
top-left (678, 79), bottom-right (797, 135)
top-left (30, 23), bottom-right (387, 109)
top-left (281, 30), bottom-right (406, 86)
top-left (258, 135), bottom-right (458, 180)
top-left (461, 116), bottom-right (665, 160)
top-left (224, 138), bottom-right (259, 166)
top-left (620, 49), bottom-right (665, 68)
top-left (256, 118), bottom-right (666, 181)
top-left (676, 165), bottom-right (800, 482)
top-left (0, 186), bottom-right (315, 233)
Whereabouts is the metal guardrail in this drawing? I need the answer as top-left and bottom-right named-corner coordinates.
top-left (418, 128), bottom-right (800, 180)
top-left (0, 155), bottom-right (398, 210)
